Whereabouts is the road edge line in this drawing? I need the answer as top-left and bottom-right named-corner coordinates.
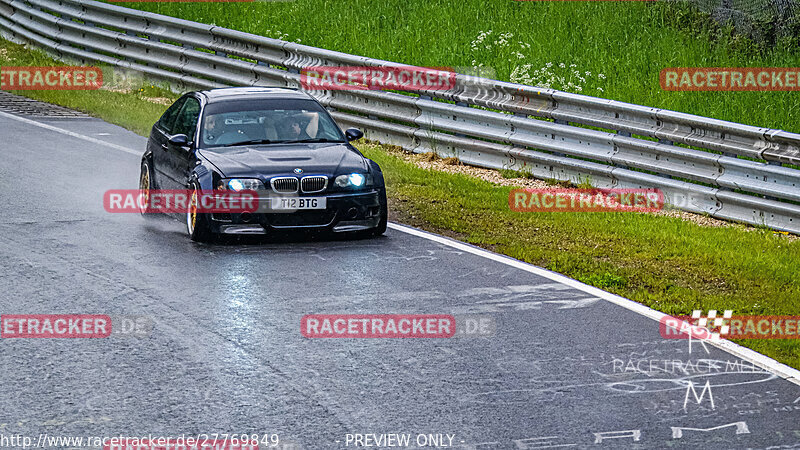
top-left (0, 110), bottom-right (141, 156)
top-left (387, 222), bottom-right (800, 386)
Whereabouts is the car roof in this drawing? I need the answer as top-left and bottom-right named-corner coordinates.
top-left (198, 87), bottom-right (313, 102)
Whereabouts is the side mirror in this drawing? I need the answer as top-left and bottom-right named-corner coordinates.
top-left (169, 134), bottom-right (190, 146)
top-left (345, 128), bottom-right (364, 142)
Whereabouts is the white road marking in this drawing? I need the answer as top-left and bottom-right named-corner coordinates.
top-left (388, 222), bottom-right (800, 386)
top-left (0, 111), bottom-right (141, 156)
top-left (544, 298), bottom-right (601, 309)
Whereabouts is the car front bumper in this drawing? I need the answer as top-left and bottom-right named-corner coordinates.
top-left (207, 189), bottom-right (382, 235)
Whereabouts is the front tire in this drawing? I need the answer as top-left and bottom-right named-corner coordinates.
top-left (186, 183), bottom-right (213, 242)
top-left (371, 190), bottom-right (388, 236)
top-left (139, 162), bottom-right (156, 218)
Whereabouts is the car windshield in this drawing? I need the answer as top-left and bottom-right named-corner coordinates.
top-left (200, 98), bottom-right (346, 149)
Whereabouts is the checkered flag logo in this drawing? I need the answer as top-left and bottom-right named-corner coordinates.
top-left (691, 309), bottom-right (733, 341)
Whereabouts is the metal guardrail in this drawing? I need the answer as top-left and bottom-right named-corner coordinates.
top-left (2, 0), bottom-right (800, 233)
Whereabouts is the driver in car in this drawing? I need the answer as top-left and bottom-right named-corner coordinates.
top-left (203, 114), bottom-right (251, 146)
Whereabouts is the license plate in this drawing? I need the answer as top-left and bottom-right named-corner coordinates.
top-left (272, 197), bottom-right (326, 210)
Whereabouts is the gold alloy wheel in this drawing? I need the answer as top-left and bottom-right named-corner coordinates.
top-left (139, 165), bottom-right (151, 215)
top-left (187, 188), bottom-right (198, 234)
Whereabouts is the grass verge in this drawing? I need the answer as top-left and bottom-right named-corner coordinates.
top-left (2, 38), bottom-right (799, 369)
top-left (0, 42), bottom-right (177, 135)
top-left (108, 0), bottom-right (800, 133)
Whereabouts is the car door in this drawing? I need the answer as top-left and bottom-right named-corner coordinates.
top-left (150, 96), bottom-right (186, 189)
top-left (161, 97), bottom-right (201, 189)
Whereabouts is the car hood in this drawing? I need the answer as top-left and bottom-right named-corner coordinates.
top-left (198, 143), bottom-right (368, 178)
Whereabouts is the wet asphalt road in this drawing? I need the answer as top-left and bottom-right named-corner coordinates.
top-left (1, 100), bottom-right (800, 450)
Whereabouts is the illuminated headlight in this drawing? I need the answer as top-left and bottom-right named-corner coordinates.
top-left (222, 178), bottom-right (264, 191)
top-left (334, 173), bottom-right (372, 188)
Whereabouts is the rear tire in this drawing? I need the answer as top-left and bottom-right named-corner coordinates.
top-left (186, 183), bottom-right (213, 243)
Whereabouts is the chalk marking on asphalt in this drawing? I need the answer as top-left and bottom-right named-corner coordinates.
top-left (544, 298), bottom-right (601, 309)
top-left (0, 111), bottom-right (141, 156)
top-left (388, 222), bottom-right (800, 386)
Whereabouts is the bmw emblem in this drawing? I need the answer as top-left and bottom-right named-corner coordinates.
top-left (294, 168), bottom-right (303, 174)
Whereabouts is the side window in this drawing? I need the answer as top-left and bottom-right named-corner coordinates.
top-left (158, 97), bottom-right (186, 133)
top-left (172, 98), bottom-right (201, 140)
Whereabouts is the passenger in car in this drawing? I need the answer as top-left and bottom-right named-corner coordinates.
top-left (283, 112), bottom-right (319, 140)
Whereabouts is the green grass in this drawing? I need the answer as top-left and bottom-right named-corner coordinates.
top-left (107, 0), bottom-right (800, 133)
top-left (0, 42), bottom-right (177, 135)
top-left (2, 38), bottom-right (799, 369)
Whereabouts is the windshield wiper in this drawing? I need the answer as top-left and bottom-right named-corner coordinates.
top-left (219, 139), bottom-right (274, 147)
top-left (286, 138), bottom-right (345, 144)
top-left (218, 138), bottom-right (344, 147)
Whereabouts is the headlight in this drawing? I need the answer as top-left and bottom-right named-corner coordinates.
top-left (221, 178), bottom-right (264, 191)
top-left (334, 173), bottom-right (372, 188)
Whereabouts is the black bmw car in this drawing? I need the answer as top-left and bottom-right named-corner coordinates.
top-left (139, 87), bottom-right (387, 242)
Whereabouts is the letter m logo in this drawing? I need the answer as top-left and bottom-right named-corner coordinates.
top-left (683, 380), bottom-right (715, 411)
